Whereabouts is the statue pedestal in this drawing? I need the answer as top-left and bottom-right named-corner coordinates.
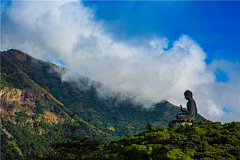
top-left (171, 119), bottom-right (196, 126)
top-left (178, 122), bottom-right (193, 126)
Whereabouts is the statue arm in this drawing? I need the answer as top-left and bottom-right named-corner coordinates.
top-left (180, 105), bottom-right (186, 112)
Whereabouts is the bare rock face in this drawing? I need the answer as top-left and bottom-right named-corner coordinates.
top-left (1, 88), bottom-right (23, 110)
top-left (1, 92), bottom-right (62, 127)
top-left (0, 86), bottom-right (63, 125)
top-left (1, 88), bottom-right (39, 108)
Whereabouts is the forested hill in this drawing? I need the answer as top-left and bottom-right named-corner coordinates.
top-left (1, 49), bottom-right (205, 159)
top-left (103, 120), bottom-right (240, 159)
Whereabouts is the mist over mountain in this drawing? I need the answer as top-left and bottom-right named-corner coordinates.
top-left (0, 48), bottom-right (208, 159)
top-left (2, 1), bottom-right (239, 123)
top-left (1, 49), bottom-right (204, 128)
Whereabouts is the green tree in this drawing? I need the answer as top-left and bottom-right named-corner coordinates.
top-left (146, 123), bottom-right (152, 131)
top-left (37, 114), bottom-right (103, 160)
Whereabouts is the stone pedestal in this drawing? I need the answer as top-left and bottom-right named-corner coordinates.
top-left (171, 119), bottom-right (196, 126)
top-left (178, 122), bottom-right (193, 126)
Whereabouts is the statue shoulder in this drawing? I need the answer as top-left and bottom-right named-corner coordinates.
top-left (188, 99), bottom-right (196, 105)
top-left (190, 99), bottom-right (197, 106)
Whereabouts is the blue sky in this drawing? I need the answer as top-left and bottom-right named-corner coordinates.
top-left (1, 1), bottom-right (240, 122)
top-left (82, 1), bottom-right (240, 66)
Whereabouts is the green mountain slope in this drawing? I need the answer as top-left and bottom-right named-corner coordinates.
top-left (1, 49), bottom-right (205, 159)
top-left (1, 49), bottom-right (204, 134)
top-left (0, 50), bottom-right (106, 159)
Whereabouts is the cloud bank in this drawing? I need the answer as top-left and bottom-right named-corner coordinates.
top-left (2, 1), bottom-right (239, 123)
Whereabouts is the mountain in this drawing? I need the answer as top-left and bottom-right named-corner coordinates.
top-left (1, 49), bottom-right (107, 159)
top-left (1, 49), bottom-right (205, 159)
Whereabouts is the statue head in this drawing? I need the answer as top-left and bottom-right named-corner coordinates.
top-left (184, 90), bottom-right (193, 100)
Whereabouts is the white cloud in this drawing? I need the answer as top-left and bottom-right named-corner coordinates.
top-left (2, 1), bottom-right (239, 123)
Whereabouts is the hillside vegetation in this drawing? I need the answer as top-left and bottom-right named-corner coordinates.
top-left (104, 120), bottom-right (240, 160)
top-left (1, 50), bottom-right (104, 159)
top-left (3, 118), bottom-right (239, 160)
top-left (38, 120), bottom-right (240, 160)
